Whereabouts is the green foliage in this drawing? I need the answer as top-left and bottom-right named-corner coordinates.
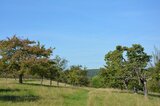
top-left (0, 36), bottom-right (53, 83)
top-left (101, 44), bottom-right (151, 96)
top-left (53, 55), bottom-right (68, 86)
top-left (67, 65), bottom-right (89, 86)
top-left (2, 35), bottom-right (160, 95)
top-left (148, 47), bottom-right (160, 92)
top-left (0, 36), bottom-right (90, 87)
top-left (91, 76), bottom-right (104, 88)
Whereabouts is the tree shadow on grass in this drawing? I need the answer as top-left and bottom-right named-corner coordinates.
top-left (0, 88), bottom-right (21, 92)
top-left (112, 90), bottom-right (160, 98)
top-left (112, 90), bottom-right (133, 94)
top-left (148, 93), bottom-right (160, 98)
top-left (0, 95), bottom-right (40, 102)
top-left (138, 92), bottom-right (160, 98)
top-left (23, 83), bottom-right (55, 87)
top-left (0, 88), bottom-right (40, 102)
top-left (23, 83), bottom-right (72, 89)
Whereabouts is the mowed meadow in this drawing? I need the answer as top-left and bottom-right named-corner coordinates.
top-left (0, 79), bottom-right (160, 106)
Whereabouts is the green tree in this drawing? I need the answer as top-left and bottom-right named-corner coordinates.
top-left (29, 42), bottom-right (53, 85)
top-left (102, 44), bottom-right (151, 96)
top-left (0, 58), bottom-right (10, 80)
top-left (45, 59), bottom-right (57, 86)
top-left (0, 36), bottom-right (35, 83)
top-left (127, 44), bottom-right (151, 96)
top-left (103, 45), bottom-right (129, 89)
top-left (60, 70), bottom-right (69, 86)
top-left (0, 36), bottom-right (53, 84)
top-left (148, 47), bottom-right (160, 92)
top-left (67, 65), bottom-right (89, 86)
top-left (91, 75), bottom-right (104, 88)
top-left (54, 55), bottom-right (68, 86)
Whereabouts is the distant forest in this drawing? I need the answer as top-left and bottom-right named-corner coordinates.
top-left (87, 69), bottom-right (99, 78)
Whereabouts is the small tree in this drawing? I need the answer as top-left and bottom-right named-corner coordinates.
top-left (91, 75), bottom-right (104, 88)
top-left (29, 42), bottom-right (53, 85)
top-left (67, 65), bottom-right (89, 86)
top-left (54, 55), bottom-right (68, 86)
top-left (46, 59), bottom-right (57, 86)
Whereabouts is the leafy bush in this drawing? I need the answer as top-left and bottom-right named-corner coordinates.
top-left (91, 76), bottom-right (104, 88)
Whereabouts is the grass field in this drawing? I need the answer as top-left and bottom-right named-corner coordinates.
top-left (0, 79), bottom-right (160, 106)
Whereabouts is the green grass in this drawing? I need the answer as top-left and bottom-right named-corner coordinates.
top-left (0, 79), bottom-right (160, 106)
top-left (63, 89), bottom-right (88, 106)
top-left (88, 89), bottom-right (160, 106)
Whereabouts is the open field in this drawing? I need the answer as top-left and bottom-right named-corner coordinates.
top-left (0, 79), bottom-right (160, 106)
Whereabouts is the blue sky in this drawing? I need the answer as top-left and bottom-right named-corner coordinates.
top-left (0, 0), bottom-right (160, 68)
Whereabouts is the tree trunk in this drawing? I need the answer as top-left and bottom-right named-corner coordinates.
top-left (4, 72), bottom-right (8, 81)
top-left (5, 75), bottom-right (8, 81)
top-left (50, 79), bottom-right (52, 86)
top-left (57, 81), bottom-right (59, 87)
top-left (41, 76), bottom-right (43, 85)
top-left (19, 74), bottom-right (23, 84)
top-left (13, 75), bottom-right (17, 80)
top-left (123, 81), bottom-right (128, 91)
top-left (134, 87), bottom-right (138, 93)
top-left (144, 81), bottom-right (148, 97)
top-left (138, 78), bottom-right (141, 86)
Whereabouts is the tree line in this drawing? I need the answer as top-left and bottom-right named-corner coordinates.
top-left (0, 35), bottom-right (160, 97)
top-left (0, 36), bottom-right (89, 86)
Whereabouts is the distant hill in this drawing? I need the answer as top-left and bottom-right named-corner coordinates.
top-left (87, 69), bottom-right (100, 78)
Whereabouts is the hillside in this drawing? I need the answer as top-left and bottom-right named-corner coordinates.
top-left (0, 79), bottom-right (160, 106)
top-left (87, 69), bottom-right (100, 78)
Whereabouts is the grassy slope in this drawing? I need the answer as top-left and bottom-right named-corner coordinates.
top-left (0, 79), bottom-right (160, 106)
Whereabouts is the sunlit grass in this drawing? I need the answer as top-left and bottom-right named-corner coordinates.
top-left (87, 89), bottom-right (160, 106)
top-left (0, 78), bottom-right (160, 106)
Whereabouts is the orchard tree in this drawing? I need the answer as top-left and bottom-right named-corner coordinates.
top-left (103, 45), bottom-right (130, 89)
top-left (0, 35), bottom-right (53, 84)
top-left (60, 70), bottom-right (69, 86)
top-left (45, 59), bottom-right (57, 86)
top-left (54, 55), bottom-right (68, 86)
top-left (127, 44), bottom-right (151, 96)
top-left (30, 58), bottom-right (49, 85)
top-left (67, 66), bottom-right (79, 86)
top-left (29, 42), bottom-right (53, 85)
top-left (78, 67), bottom-right (89, 86)
top-left (67, 65), bottom-right (89, 86)
top-left (102, 44), bottom-right (151, 96)
top-left (0, 36), bottom-right (35, 83)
